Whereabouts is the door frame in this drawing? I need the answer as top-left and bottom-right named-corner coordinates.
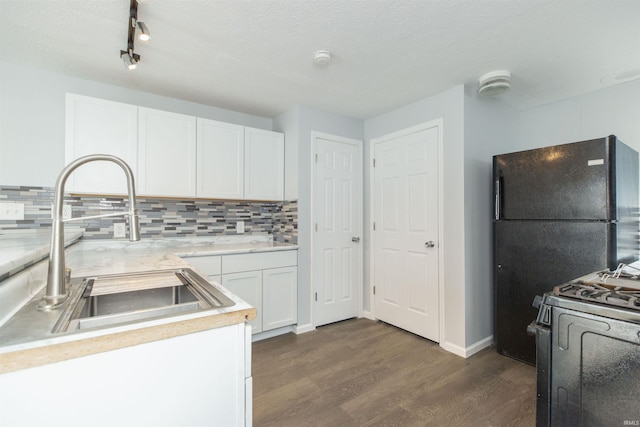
top-left (310, 131), bottom-right (364, 328)
top-left (369, 118), bottom-right (445, 342)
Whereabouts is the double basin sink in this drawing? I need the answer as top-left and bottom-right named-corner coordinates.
top-left (53, 268), bottom-right (235, 333)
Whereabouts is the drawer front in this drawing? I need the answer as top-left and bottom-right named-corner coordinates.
top-left (183, 255), bottom-right (222, 276)
top-left (222, 250), bottom-right (297, 274)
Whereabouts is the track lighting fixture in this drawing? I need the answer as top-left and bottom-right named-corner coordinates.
top-left (120, 49), bottom-right (140, 70)
top-left (119, 0), bottom-right (150, 70)
top-left (137, 21), bottom-right (150, 42)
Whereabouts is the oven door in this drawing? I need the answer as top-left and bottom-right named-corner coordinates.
top-left (549, 305), bottom-right (640, 426)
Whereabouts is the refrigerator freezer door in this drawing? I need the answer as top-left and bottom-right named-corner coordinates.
top-left (494, 220), bottom-right (613, 365)
top-left (494, 138), bottom-right (611, 220)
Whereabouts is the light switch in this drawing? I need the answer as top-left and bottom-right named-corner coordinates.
top-left (236, 221), bottom-right (245, 234)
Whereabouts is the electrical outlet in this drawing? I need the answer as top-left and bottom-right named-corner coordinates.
top-left (0, 202), bottom-right (25, 220)
top-left (113, 222), bottom-right (126, 239)
top-left (62, 204), bottom-right (72, 220)
top-left (236, 221), bottom-right (245, 234)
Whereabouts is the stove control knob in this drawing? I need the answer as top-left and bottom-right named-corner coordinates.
top-left (532, 295), bottom-right (543, 309)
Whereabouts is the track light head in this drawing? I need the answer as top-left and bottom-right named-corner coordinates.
top-left (137, 22), bottom-right (150, 42)
top-left (120, 50), bottom-right (139, 70)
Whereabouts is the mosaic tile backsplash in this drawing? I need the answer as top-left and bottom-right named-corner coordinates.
top-left (0, 186), bottom-right (297, 243)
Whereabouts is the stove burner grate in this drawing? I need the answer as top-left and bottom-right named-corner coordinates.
top-left (556, 281), bottom-right (640, 310)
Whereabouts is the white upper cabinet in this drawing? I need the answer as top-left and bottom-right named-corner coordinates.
top-left (244, 128), bottom-right (284, 201)
top-left (65, 94), bottom-right (138, 194)
top-left (138, 107), bottom-right (197, 197)
top-left (196, 118), bottom-right (244, 199)
top-left (65, 94), bottom-right (285, 200)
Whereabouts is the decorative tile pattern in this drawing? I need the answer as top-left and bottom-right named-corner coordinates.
top-left (1, 186), bottom-right (298, 243)
top-left (274, 200), bottom-right (298, 244)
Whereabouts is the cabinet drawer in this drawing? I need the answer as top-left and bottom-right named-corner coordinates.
top-left (222, 250), bottom-right (297, 274)
top-left (183, 255), bottom-right (222, 276)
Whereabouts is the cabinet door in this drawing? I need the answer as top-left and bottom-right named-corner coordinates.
top-left (65, 94), bottom-right (138, 194)
top-left (222, 271), bottom-right (263, 334)
top-left (244, 128), bottom-right (284, 201)
top-left (196, 118), bottom-right (244, 199)
top-left (138, 107), bottom-right (197, 197)
top-left (262, 266), bottom-right (297, 331)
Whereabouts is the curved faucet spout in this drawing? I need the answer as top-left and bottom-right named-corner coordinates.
top-left (38, 154), bottom-right (140, 311)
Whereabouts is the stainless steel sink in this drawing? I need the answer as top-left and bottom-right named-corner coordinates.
top-left (53, 269), bottom-right (235, 333)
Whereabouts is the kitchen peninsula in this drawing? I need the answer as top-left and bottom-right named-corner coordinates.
top-left (0, 232), bottom-right (297, 427)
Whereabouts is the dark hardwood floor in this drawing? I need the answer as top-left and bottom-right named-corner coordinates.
top-left (252, 318), bottom-right (536, 426)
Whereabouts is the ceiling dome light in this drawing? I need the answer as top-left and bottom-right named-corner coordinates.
top-left (478, 70), bottom-right (511, 96)
top-left (313, 50), bottom-right (332, 66)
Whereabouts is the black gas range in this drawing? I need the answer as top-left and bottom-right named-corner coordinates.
top-left (528, 270), bottom-right (640, 426)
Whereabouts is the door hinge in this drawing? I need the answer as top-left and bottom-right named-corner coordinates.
top-left (315, 223), bottom-right (318, 232)
top-left (315, 153), bottom-right (318, 163)
top-left (315, 292), bottom-right (318, 302)
top-left (373, 286), bottom-right (376, 295)
top-left (373, 158), bottom-right (376, 167)
top-left (373, 222), bottom-right (376, 231)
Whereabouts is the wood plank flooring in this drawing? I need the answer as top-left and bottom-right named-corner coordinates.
top-left (252, 318), bottom-right (536, 426)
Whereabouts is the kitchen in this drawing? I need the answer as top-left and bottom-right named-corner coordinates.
top-left (1, 1), bottom-right (640, 426)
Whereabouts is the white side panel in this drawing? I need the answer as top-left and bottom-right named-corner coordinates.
top-left (0, 325), bottom-right (246, 427)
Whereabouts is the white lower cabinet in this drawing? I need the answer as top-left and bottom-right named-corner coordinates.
top-left (0, 323), bottom-right (251, 427)
top-left (183, 250), bottom-right (297, 335)
top-left (223, 271), bottom-right (263, 333)
top-left (261, 267), bottom-right (297, 331)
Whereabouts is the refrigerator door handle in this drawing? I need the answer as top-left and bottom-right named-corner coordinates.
top-left (495, 175), bottom-right (502, 220)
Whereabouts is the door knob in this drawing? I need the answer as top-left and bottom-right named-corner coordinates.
top-left (425, 241), bottom-right (435, 248)
top-left (352, 237), bottom-right (360, 243)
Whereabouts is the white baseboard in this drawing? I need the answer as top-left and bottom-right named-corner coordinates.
top-left (465, 335), bottom-right (493, 357)
top-left (293, 323), bottom-right (315, 334)
top-left (362, 310), bottom-right (375, 320)
top-left (251, 326), bottom-right (293, 342)
top-left (440, 335), bottom-right (493, 358)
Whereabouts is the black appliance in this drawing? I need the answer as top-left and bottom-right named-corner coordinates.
top-left (493, 135), bottom-right (639, 365)
top-left (528, 270), bottom-right (640, 426)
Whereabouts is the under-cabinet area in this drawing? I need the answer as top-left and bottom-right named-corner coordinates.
top-left (65, 93), bottom-right (285, 200)
top-left (184, 250), bottom-right (298, 337)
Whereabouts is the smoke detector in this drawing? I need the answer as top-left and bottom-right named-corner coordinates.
top-left (313, 50), bottom-right (332, 66)
top-left (478, 70), bottom-right (511, 96)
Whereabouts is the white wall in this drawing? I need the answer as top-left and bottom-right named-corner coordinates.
top-left (518, 79), bottom-right (640, 153)
top-left (463, 86), bottom-right (519, 347)
top-left (275, 105), bottom-right (364, 330)
top-left (0, 60), bottom-right (272, 187)
top-left (364, 85), bottom-right (467, 352)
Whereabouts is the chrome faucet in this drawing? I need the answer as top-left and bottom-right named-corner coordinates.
top-left (38, 154), bottom-right (141, 310)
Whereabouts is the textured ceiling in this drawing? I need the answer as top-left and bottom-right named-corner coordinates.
top-left (1, 0), bottom-right (639, 119)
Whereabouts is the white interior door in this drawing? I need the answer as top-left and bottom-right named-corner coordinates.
top-left (313, 133), bottom-right (363, 327)
top-left (372, 123), bottom-right (440, 342)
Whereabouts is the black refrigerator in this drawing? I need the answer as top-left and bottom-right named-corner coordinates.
top-left (493, 135), bottom-right (639, 365)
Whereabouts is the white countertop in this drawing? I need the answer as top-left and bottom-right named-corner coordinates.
top-left (0, 229), bottom-right (83, 281)
top-left (0, 233), bottom-right (297, 372)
